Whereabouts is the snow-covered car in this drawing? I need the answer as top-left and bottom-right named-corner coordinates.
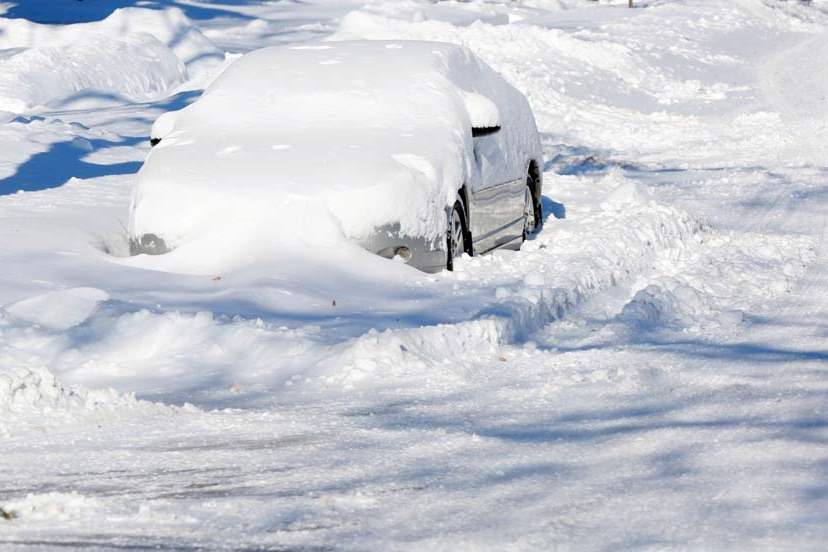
top-left (129, 40), bottom-right (543, 272)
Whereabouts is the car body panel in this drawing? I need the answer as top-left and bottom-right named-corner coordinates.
top-left (360, 223), bottom-right (448, 273)
top-left (468, 175), bottom-right (526, 254)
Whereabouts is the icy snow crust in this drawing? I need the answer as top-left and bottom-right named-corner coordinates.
top-left (131, 41), bottom-right (541, 258)
top-left (2, 0), bottom-right (828, 550)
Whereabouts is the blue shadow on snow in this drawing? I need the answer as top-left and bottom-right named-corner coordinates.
top-left (0, 135), bottom-right (143, 196)
top-left (1, 0), bottom-right (256, 24)
top-left (0, 90), bottom-right (203, 196)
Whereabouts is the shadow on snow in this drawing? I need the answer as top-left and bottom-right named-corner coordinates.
top-left (0, 135), bottom-right (143, 195)
top-left (0, 0), bottom-right (258, 24)
top-left (0, 90), bottom-right (202, 196)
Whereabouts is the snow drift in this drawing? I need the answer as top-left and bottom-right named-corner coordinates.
top-left (0, 7), bottom-right (220, 113)
top-left (0, 33), bottom-right (185, 113)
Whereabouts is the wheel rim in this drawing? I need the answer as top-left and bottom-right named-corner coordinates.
top-left (523, 187), bottom-right (537, 236)
top-left (451, 206), bottom-right (465, 260)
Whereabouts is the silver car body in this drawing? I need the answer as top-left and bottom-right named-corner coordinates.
top-left (363, 140), bottom-right (541, 273)
top-left (364, 165), bottom-right (537, 273)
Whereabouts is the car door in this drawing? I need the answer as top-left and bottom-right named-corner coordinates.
top-left (469, 128), bottom-right (526, 254)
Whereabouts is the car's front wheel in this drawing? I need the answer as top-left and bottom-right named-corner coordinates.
top-left (522, 176), bottom-right (541, 242)
top-left (446, 199), bottom-right (468, 271)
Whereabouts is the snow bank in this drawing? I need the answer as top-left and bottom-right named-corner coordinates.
top-left (0, 303), bottom-right (160, 430)
top-left (0, 7), bottom-right (218, 71)
top-left (319, 319), bottom-right (503, 389)
top-left (0, 33), bottom-right (185, 113)
top-left (53, 310), bottom-right (324, 398)
top-left (0, 7), bottom-right (221, 113)
top-left (0, 365), bottom-right (129, 415)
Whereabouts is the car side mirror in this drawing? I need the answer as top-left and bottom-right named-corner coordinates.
top-left (471, 125), bottom-right (500, 138)
top-left (149, 110), bottom-right (180, 147)
top-left (462, 91), bottom-right (501, 138)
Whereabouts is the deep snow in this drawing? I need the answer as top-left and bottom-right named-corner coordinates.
top-left (2, 0), bottom-right (828, 550)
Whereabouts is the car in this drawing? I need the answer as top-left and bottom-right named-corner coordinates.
top-left (130, 40), bottom-right (543, 272)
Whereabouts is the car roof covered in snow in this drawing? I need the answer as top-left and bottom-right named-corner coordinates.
top-left (208, 40), bottom-right (472, 98)
top-left (178, 40), bottom-right (488, 132)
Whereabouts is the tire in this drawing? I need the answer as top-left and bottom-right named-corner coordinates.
top-left (522, 174), bottom-right (542, 242)
top-left (446, 199), bottom-right (468, 271)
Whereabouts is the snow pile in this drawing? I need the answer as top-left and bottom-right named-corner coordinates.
top-left (0, 33), bottom-right (185, 113)
top-left (618, 283), bottom-right (707, 330)
top-left (4, 287), bottom-right (109, 331)
top-left (0, 492), bottom-right (102, 522)
top-left (53, 310), bottom-right (324, 398)
top-left (0, 7), bottom-right (221, 113)
top-left (643, 231), bottom-right (816, 328)
top-left (320, 320), bottom-right (502, 389)
top-left (0, 296), bottom-right (145, 426)
top-left (0, 7), bottom-right (218, 70)
top-left (0, 365), bottom-right (129, 415)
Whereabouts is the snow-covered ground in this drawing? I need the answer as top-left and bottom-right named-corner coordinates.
top-left (2, 0), bottom-right (828, 549)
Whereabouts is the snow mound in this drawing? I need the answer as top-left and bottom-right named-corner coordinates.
top-left (320, 320), bottom-right (503, 389)
top-left (0, 34), bottom-right (184, 113)
top-left (617, 283), bottom-right (707, 330)
top-left (0, 7), bottom-right (219, 73)
top-left (0, 7), bottom-right (221, 112)
top-left (0, 492), bottom-right (101, 521)
top-left (4, 287), bottom-right (109, 331)
top-left (0, 365), bottom-right (133, 415)
top-left (0, 307), bottom-right (151, 427)
top-left (53, 310), bottom-right (322, 397)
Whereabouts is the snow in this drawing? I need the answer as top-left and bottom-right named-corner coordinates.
top-left (130, 40), bottom-right (541, 264)
top-left (0, 33), bottom-right (185, 113)
top-left (0, 7), bottom-right (220, 76)
top-left (0, 365), bottom-right (123, 415)
top-left (0, 8), bottom-right (224, 113)
top-left (2, 0), bottom-right (828, 549)
top-left (4, 287), bottom-right (108, 330)
top-left (1, 492), bottom-right (102, 522)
